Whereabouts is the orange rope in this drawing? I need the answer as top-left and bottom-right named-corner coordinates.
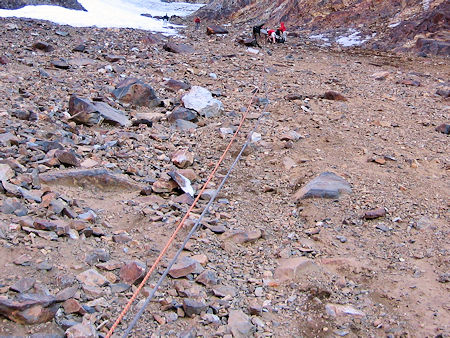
top-left (105, 89), bottom-right (259, 337)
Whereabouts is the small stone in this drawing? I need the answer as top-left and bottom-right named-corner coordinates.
top-left (65, 321), bottom-right (98, 338)
top-left (325, 303), bottom-right (365, 317)
top-left (183, 298), bottom-right (207, 317)
top-left (363, 208), bottom-right (386, 220)
top-left (435, 123), bottom-right (450, 135)
top-left (112, 232), bottom-right (132, 243)
top-left (195, 270), bottom-right (217, 286)
top-left (172, 149), bottom-right (194, 168)
top-left (63, 298), bottom-right (85, 314)
top-left (228, 309), bottom-right (254, 337)
top-left (119, 261), bottom-right (146, 285)
top-left (322, 91), bottom-right (347, 101)
top-left (76, 269), bottom-right (108, 287)
top-left (212, 285), bottom-right (237, 298)
top-left (32, 42), bottom-right (53, 52)
top-left (169, 256), bottom-right (204, 278)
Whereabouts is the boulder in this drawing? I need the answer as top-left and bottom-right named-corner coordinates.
top-left (182, 86), bottom-right (223, 117)
top-left (228, 309), bottom-right (254, 337)
top-left (68, 95), bottom-right (131, 127)
top-left (112, 78), bottom-right (161, 108)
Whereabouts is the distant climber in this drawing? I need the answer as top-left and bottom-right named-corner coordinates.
top-left (162, 13), bottom-right (169, 27)
top-left (279, 21), bottom-right (287, 42)
top-left (194, 17), bottom-right (201, 30)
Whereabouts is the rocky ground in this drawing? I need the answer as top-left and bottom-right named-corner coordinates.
top-left (0, 16), bottom-right (449, 338)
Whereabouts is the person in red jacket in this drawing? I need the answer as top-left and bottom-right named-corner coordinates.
top-left (279, 22), bottom-right (287, 42)
top-left (194, 17), bottom-right (201, 30)
top-left (267, 29), bottom-right (276, 43)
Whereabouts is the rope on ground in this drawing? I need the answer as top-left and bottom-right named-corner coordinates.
top-left (122, 106), bottom-right (270, 338)
top-left (105, 88), bottom-right (260, 338)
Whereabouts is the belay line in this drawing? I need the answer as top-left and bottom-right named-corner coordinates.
top-left (106, 46), bottom-right (270, 338)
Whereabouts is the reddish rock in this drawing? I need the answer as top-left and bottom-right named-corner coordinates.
top-left (55, 150), bottom-right (80, 167)
top-left (0, 56), bottom-right (9, 65)
top-left (112, 232), bottom-right (132, 244)
top-left (65, 321), bottom-right (98, 338)
top-left (363, 207), bottom-right (387, 220)
top-left (195, 270), bottom-right (217, 286)
top-left (206, 25), bottom-right (229, 35)
top-left (167, 107), bottom-right (198, 123)
top-left (152, 178), bottom-right (178, 193)
top-left (33, 219), bottom-right (57, 231)
top-left (0, 293), bottom-right (58, 325)
top-left (55, 285), bottom-right (78, 302)
top-left (322, 91), bottom-right (347, 101)
top-left (169, 257), bottom-right (204, 278)
top-left (63, 298), bottom-right (85, 314)
top-left (32, 42), bottom-right (53, 52)
top-left (163, 79), bottom-right (191, 92)
top-left (119, 261), bottom-right (146, 285)
top-left (435, 123), bottom-right (450, 135)
top-left (222, 229), bottom-right (263, 244)
top-left (112, 78), bottom-right (161, 108)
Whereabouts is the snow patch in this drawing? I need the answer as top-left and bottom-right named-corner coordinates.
top-left (336, 29), bottom-right (374, 47)
top-left (0, 0), bottom-right (204, 34)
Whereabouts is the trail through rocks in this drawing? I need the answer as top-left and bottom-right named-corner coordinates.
top-left (0, 17), bottom-right (449, 337)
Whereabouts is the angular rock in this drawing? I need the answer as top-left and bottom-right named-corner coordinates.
top-left (212, 285), bottom-right (237, 298)
top-left (55, 285), bottom-right (79, 302)
top-left (206, 25), bottom-right (229, 35)
top-left (176, 119), bottom-right (198, 130)
top-left (54, 149), bottom-right (80, 166)
top-left (32, 42), bottom-right (53, 52)
top-left (51, 59), bottom-right (70, 69)
top-left (435, 123), bottom-right (450, 134)
top-left (182, 86), bottom-right (223, 117)
top-left (76, 269), bottom-right (108, 287)
top-left (68, 95), bottom-right (130, 127)
top-left (112, 78), bottom-right (161, 108)
top-left (325, 303), bottom-right (365, 317)
top-left (152, 178), bottom-right (178, 193)
top-left (0, 55), bottom-right (9, 65)
top-left (168, 107), bottom-right (197, 123)
top-left (182, 298), bottom-right (207, 317)
top-left (363, 207), bottom-right (386, 220)
top-left (293, 172), bottom-right (352, 200)
top-left (0, 293), bottom-right (58, 325)
top-left (163, 79), bottom-right (191, 92)
top-left (63, 298), bottom-right (85, 314)
top-left (171, 149), bottom-right (194, 169)
top-left (10, 278), bottom-right (36, 293)
top-left (65, 321), bottom-right (98, 338)
top-left (168, 171), bottom-right (194, 197)
top-left (222, 229), bottom-right (262, 244)
top-left (119, 261), bottom-right (146, 285)
top-left (163, 42), bottom-right (195, 54)
top-left (0, 163), bottom-right (14, 181)
top-left (169, 256), bottom-right (204, 278)
top-left (195, 270), bottom-right (218, 286)
top-left (228, 309), bottom-right (254, 337)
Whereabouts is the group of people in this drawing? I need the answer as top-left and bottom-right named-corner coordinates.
top-left (253, 22), bottom-right (287, 45)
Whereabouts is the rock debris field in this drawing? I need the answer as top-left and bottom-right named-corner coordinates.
top-left (0, 16), bottom-right (449, 338)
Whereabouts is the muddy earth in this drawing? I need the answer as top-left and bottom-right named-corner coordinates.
top-left (0, 16), bottom-right (449, 338)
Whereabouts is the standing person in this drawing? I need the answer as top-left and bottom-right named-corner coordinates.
top-left (194, 17), bottom-right (201, 30)
top-left (279, 21), bottom-right (287, 42)
top-left (162, 13), bottom-right (169, 27)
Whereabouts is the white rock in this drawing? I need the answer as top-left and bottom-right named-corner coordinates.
top-left (182, 86), bottom-right (223, 118)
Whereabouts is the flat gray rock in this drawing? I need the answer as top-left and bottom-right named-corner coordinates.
top-left (293, 172), bottom-right (352, 201)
